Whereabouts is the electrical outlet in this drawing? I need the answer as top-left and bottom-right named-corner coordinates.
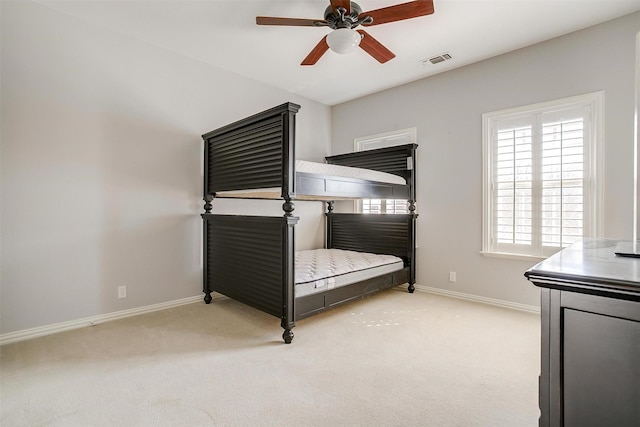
top-left (118, 285), bottom-right (127, 299)
top-left (449, 271), bottom-right (456, 282)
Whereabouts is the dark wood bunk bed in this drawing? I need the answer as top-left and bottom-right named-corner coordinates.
top-left (202, 102), bottom-right (418, 343)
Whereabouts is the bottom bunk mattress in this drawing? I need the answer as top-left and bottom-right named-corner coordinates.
top-left (295, 249), bottom-right (404, 298)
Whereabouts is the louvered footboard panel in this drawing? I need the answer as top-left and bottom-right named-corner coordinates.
top-left (203, 215), bottom-right (295, 318)
top-left (327, 213), bottom-right (416, 263)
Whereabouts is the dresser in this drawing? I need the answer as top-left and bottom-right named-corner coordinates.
top-left (525, 239), bottom-right (640, 427)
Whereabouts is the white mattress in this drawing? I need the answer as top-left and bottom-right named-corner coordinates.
top-left (296, 160), bottom-right (405, 185)
top-left (295, 249), bottom-right (404, 298)
top-left (215, 160), bottom-right (406, 199)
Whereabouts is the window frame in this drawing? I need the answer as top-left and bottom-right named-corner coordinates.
top-left (481, 92), bottom-right (604, 260)
top-left (353, 128), bottom-right (417, 214)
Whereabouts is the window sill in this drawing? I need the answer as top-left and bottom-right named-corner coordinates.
top-left (479, 251), bottom-right (547, 262)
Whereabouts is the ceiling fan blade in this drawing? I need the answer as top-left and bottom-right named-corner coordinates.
top-left (357, 30), bottom-right (396, 63)
top-left (256, 16), bottom-right (326, 27)
top-left (301, 36), bottom-right (330, 66)
top-left (360, 0), bottom-right (434, 26)
top-left (330, 0), bottom-right (351, 14)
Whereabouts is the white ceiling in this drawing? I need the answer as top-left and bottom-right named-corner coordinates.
top-left (36, 0), bottom-right (640, 106)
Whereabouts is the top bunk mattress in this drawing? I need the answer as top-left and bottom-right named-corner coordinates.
top-left (297, 160), bottom-right (405, 185)
top-left (214, 160), bottom-right (407, 200)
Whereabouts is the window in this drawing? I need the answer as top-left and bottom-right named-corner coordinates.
top-left (482, 92), bottom-right (603, 259)
top-left (354, 128), bottom-right (417, 214)
top-left (362, 199), bottom-right (409, 214)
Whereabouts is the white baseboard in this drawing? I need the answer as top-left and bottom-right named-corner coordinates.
top-left (409, 284), bottom-right (541, 314)
top-left (0, 294), bottom-right (221, 346)
top-left (2, 286), bottom-right (538, 345)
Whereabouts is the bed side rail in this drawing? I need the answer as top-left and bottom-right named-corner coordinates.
top-left (202, 102), bottom-right (300, 198)
top-left (202, 214), bottom-right (298, 341)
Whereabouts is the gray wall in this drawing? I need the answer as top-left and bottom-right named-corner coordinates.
top-left (0, 1), bottom-right (330, 334)
top-left (331, 12), bottom-right (640, 308)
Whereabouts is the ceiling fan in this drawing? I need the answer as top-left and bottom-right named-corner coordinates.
top-left (256, 0), bottom-right (435, 65)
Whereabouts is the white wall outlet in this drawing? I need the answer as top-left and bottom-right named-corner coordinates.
top-left (449, 271), bottom-right (456, 282)
top-left (118, 285), bottom-right (127, 299)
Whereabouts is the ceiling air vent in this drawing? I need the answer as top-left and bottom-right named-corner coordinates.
top-left (422, 53), bottom-right (452, 65)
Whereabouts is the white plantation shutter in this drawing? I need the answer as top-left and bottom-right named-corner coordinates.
top-left (362, 199), bottom-right (408, 214)
top-left (362, 199), bottom-right (382, 214)
top-left (483, 93), bottom-right (602, 258)
top-left (390, 198), bottom-right (409, 213)
top-left (495, 124), bottom-right (533, 247)
top-left (540, 113), bottom-right (586, 248)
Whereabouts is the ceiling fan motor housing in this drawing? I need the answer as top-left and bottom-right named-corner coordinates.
top-left (323, 2), bottom-right (372, 29)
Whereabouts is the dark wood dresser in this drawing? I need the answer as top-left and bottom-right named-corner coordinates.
top-left (525, 239), bottom-right (640, 427)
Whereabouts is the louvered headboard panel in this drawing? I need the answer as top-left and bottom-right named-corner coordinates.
top-left (202, 102), bottom-right (300, 196)
top-left (326, 213), bottom-right (416, 264)
top-left (324, 144), bottom-right (417, 178)
top-left (325, 144), bottom-right (417, 202)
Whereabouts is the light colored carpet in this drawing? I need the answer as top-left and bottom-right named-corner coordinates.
top-left (0, 289), bottom-right (540, 426)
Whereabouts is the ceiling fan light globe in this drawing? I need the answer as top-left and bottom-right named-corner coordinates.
top-left (327, 28), bottom-right (361, 54)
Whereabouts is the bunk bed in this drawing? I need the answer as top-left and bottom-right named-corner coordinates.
top-left (201, 102), bottom-right (418, 343)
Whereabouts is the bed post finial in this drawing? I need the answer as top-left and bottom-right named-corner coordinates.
top-left (326, 201), bottom-right (335, 213)
top-left (283, 199), bottom-right (295, 217)
top-left (204, 194), bottom-right (214, 213)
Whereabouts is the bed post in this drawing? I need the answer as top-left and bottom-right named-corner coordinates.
top-left (325, 201), bottom-right (334, 248)
top-left (407, 144), bottom-right (418, 293)
top-left (406, 143), bottom-right (418, 216)
top-left (281, 216), bottom-right (297, 343)
top-left (407, 205), bottom-right (417, 293)
top-left (281, 103), bottom-right (299, 216)
top-left (280, 103), bottom-right (299, 342)
top-left (407, 213), bottom-right (417, 293)
top-left (326, 201), bottom-right (335, 213)
top-left (407, 199), bottom-right (417, 293)
top-left (203, 137), bottom-right (213, 303)
top-left (202, 217), bottom-right (212, 304)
